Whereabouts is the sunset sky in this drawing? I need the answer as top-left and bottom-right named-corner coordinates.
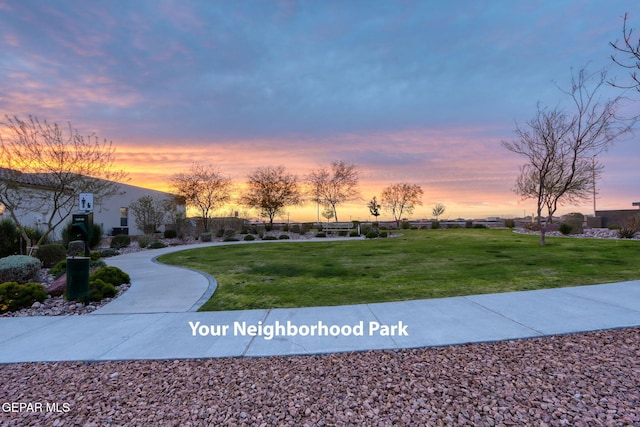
top-left (1, 1), bottom-right (639, 222)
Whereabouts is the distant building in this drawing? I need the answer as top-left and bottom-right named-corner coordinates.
top-left (0, 167), bottom-right (185, 238)
top-left (595, 209), bottom-right (640, 228)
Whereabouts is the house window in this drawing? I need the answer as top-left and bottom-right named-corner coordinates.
top-left (120, 207), bottom-right (128, 227)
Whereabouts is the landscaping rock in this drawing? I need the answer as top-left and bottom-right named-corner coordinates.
top-left (46, 273), bottom-right (67, 297)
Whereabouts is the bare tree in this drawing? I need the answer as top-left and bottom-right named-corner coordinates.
top-left (432, 203), bottom-right (446, 221)
top-left (381, 183), bottom-right (423, 227)
top-left (306, 160), bottom-right (360, 222)
top-left (129, 195), bottom-right (173, 234)
top-left (240, 166), bottom-right (302, 227)
top-left (610, 12), bottom-right (640, 92)
top-left (169, 162), bottom-right (232, 232)
top-left (0, 115), bottom-right (127, 246)
top-left (503, 68), bottom-right (632, 246)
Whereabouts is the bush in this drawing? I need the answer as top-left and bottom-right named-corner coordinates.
top-left (608, 224), bottom-right (621, 230)
top-left (278, 234), bottom-right (290, 239)
top-left (223, 229), bottom-right (236, 239)
top-left (110, 234), bottom-right (131, 249)
top-left (199, 232), bottom-right (212, 242)
top-left (473, 224), bottom-right (487, 229)
top-left (244, 234), bottom-right (256, 241)
top-left (315, 232), bottom-right (326, 238)
top-left (90, 266), bottom-right (130, 287)
top-left (449, 224), bottom-right (462, 229)
top-left (137, 235), bottom-right (152, 249)
top-left (88, 278), bottom-right (118, 302)
top-left (216, 228), bottom-right (225, 238)
top-left (465, 220), bottom-right (473, 229)
top-left (290, 224), bottom-right (301, 234)
top-left (36, 244), bottom-right (66, 268)
top-left (401, 221), bottom-right (411, 230)
top-left (50, 259), bottom-right (67, 279)
top-left (0, 255), bottom-right (41, 283)
top-left (338, 230), bottom-right (348, 236)
top-left (262, 235), bottom-right (278, 240)
top-left (90, 251), bottom-right (101, 262)
top-left (0, 281), bottom-right (47, 313)
top-left (147, 241), bottom-right (167, 249)
top-left (618, 215), bottom-right (640, 239)
top-left (366, 231), bottom-right (379, 239)
top-left (349, 231), bottom-right (360, 237)
top-left (0, 219), bottom-right (20, 258)
top-left (164, 229), bottom-right (177, 239)
top-left (98, 248), bottom-right (119, 258)
top-left (504, 219), bottom-right (516, 228)
top-left (559, 223), bottom-right (573, 235)
top-left (379, 231), bottom-right (388, 238)
top-left (431, 221), bottom-right (440, 230)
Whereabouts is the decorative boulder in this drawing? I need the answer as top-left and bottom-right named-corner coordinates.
top-left (46, 273), bottom-right (67, 297)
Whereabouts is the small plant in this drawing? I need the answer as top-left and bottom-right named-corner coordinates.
top-left (110, 234), bottom-right (131, 249)
top-left (431, 221), bottom-right (440, 230)
top-left (137, 235), bottom-right (153, 249)
top-left (473, 224), bottom-right (487, 229)
top-left (315, 232), bottom-right (326, 238)
top-left (98, 248), bottom-right (119, 258)
top-left (617, 215), bottom-right (640, 239)
top-left (223, 229), bottom-right (236, 239)
top-left (278, 234), bottom-right (290, 239)
top-left (0, 281), bottom-right (47, 313)
top-left (147, 241), bottom-right (167, 249)
top-left (0, 255), bottom-right (41, 284)
top-left (366, 231), bottom-right (379, 239)
top-left (465, 220), bottom-right (473, 229)
top-left (164, 229), bottom-right (177, 239)
top-left (349, 231), bottom-right (360, 237)
top-left (401, 221), bottom-right (411, 230)
top-left (379, 231), bottom-right (388, 238)
top-left (36, 244), bottom-right (66, 268)
top-left (559, 223), bottom-right (573, 235)
top-left (262, 235), bottom-right (278, 240)
top-left (90, 266), bottom-right (130, 287)
top-left (608, 224), bottom-right (621, 230)
top-left (199, 232), bottom-right (212, 242)
top-left (504, 219), bottom-right (516, 228)
top-left (88, 278), bottom-right (118, 302)
top-left (50, 259), bottom-right (67, 279)
top-left (290, 224), bottom-right (301, 234)
top-left (244, 234), bottom-right (256, 241)
top-left (216, 229), bottom-right (225, 238)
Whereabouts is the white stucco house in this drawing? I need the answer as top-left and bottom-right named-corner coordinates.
top-left (0, 167), bottom-right (185, 239)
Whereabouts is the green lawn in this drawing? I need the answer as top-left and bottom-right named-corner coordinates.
top-left (157, 229), bottom-right (640, 311)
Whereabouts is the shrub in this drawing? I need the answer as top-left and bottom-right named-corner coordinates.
top-left (137, 235), bottom-right (153, 249)
top-left (465, 220), bottom-right (473, 229)
top-left (88, 278), bottom-right (118, 302)
top-left (262, 235), bottom-right (278, 240)
top-left (199, 232), bottom-right (212, 242)
top-left (278, 234), bottom-right (290, 239)
top-left (164, 229), bottom-right (177, 239)
top-left (90, 251), bottom-right (101, 262)
top-left (90, 266), bottom-right (130, 287)
top-left (110, 234), bottom-right (131, 249)
top-left (244, 234), bottom-right (256, 241)
top-left (608, 224), bottom-right (621, 230)
top-left (301, 223), bottom-right (312, 234)
top-left (449, 224), bottom-right (462, 229)
top-left (216, 228), bottom-right (225, 238)
top-left (618, 215), bottom-right (640, 239)
top-left (89, 223), bottom-right (103, 249)
top-left (338, 230), bottom-right (348, 236)
top-left (147, 241), bottom-right (167, 249)
top-left (50, 259), bottom-right (67, 279)
top-left (223, 229), bottom-right (236, 239)
top-left (315, 232), bottom-right (326, 238)
top-left (401, 221), bottom-right (411, 230)
top-left (366, 231), bottom-right (379, 239)
top-left (290, 224), bottom-right (301, 234)
top-left (473, 224), bottom-right (487, 229)
top-left (0, 255), bottom-right (41, 283)
top-left (360, 224), bottom-right (372, 235)
top-left (349, 231), bottom-right (360, 237)
top-left (223, 237), bottom-right (239, 242)
top-left (559, 223), bottom-right (573, 235)
top-left (379, 231), bottom-right (388, 238)
top-left (504, 219), bottom-right (516, 228)
top-left (431, 221), bottom-right (440, 230)
top-left (564, 213), bottom-right (584, 234)
top-left (0, 219), bottom-right (20, 258)
top-left (36, 244), bottom-right (66, 268)
top-left (98, 248), bottom-right (119, 258)
top-left (0, 281), bottom-right (47, 313)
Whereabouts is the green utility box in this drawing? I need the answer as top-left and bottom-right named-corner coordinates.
top-left (71, 212), bottom-right (93, 256)
top-left (66, 256), bottom-right (90, 301)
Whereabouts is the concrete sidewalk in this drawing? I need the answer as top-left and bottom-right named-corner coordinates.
top-left (1, 241), bottom-right (639, 364)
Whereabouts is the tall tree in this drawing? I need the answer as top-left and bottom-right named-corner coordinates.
top-left (610, 12), bottom-right (640, 92)
top-left (381, 183), bottom-right (423, 227)
top-left (169, 162), bottom-right (232, 232)
top-left (306, 160), bottom-right (360, 222)
top-left (503, 68), bottom-right (633, 246)
top-left (0, 115), bottom-right (127, 246)
top-left (240, 166), bottom-right (301, 227)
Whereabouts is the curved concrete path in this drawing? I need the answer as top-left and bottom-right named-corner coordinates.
top-left (1, 239), bottom-right (639, 364)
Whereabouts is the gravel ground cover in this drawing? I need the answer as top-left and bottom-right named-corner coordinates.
top-left (1, 327), bottom-right (638, 426)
